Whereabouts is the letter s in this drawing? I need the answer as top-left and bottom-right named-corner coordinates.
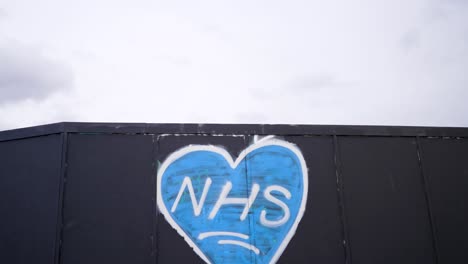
top-left (260, 185), bottom-right (291, 228)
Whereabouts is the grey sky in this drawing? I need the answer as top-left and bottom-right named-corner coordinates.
top-left (0, 0), bottom-right (467, 130)
top-left (0, 41), bottom-right (74, 104)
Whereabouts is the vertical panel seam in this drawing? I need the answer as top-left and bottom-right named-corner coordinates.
top-left (416, 136), bottom-right (440, 264)
top-left (55, 132), bottom-right (69, 264)
top-left (243, 135), bottom-right (256, 264)
top-left (333, 135), bottom-right (352, 264)
top-left (153, 134), bottom-right (159, 264)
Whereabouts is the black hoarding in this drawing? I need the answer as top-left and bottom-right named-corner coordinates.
top-left (1, 122), bottom-right (467, 264)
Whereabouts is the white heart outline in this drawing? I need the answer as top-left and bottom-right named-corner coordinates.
top-left (157, 137), bottom-right (308, 264)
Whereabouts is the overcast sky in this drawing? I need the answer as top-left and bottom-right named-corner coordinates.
top-left (0, 0), bottom-right (467, 130)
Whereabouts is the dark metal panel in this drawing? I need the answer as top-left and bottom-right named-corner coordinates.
top-left (155, 135), bottom-right (247, 263)
top-left (338, 137), bottom-right (435, 264)
top-left (278, 136), bottom-right (345, 264)
top-left (419, 138), bottom-right (468, 263)
top-left (333, 135), bottom-right (352, 264)
top-left (60, 134), bottom-right (154, 264)
top-left (55, 132), bottom-right (69, 264)
top-left (0, 134), bottom-right (63, 264)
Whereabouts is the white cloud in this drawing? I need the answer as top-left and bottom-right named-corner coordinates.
top-left (0, 8), bottom-right (6, 19)
top-left (0, 41), bottom-right (74, 104)
top-left (0, 0), bottom-right (467, 130)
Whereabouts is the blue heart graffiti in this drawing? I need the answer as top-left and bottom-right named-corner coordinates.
top-left (157, 138), bottom-right (308, 264)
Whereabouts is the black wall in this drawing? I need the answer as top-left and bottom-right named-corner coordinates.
top-left (1, 123), bottom-right (467, 264)
top-left (0, 134), bottom-right (64, 264)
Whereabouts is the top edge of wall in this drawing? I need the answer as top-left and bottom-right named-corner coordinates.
top-left (1, 122), bottom-right (468, 142)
